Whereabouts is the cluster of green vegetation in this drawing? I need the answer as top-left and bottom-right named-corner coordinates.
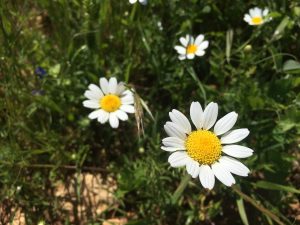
top-left (1, 0), bottom-right (299, 224)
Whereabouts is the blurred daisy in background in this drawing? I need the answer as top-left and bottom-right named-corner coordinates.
top-left (161, 102), bottom-right (253, 189)
top-left (174, 34), bottom-right (209, 60)
top-left (83, 77), bottom-right (135, 128)
top-left (129, 0), bottom-right (147, 5)
top-left (244, 7), bottom-right (270, 26)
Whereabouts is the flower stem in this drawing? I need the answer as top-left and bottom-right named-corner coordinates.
top-left (171, 174), bottom-right (191, 204)
top-left (232, 185), bottom-right (285, 225)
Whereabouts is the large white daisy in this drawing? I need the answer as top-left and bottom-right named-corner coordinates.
top-left (161, 102), bottom-right (253, 189)
top-left (83, 77), bottom-right (135, 129)
top-left (244, 7), bottom-right (270, 26)
top-left (174, 34), bottom-right (209, 60)
top-left (129, 0), bottom-right (147, 5)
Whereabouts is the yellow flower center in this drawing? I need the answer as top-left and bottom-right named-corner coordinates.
top-left (186, 44), bottom-right (197, 54)
top-left (100, 94), bottom-right (121, 112)
top-left (251, 17), bottom-right (263, 25)
top-left (185, 130), bottom-right (221, 165)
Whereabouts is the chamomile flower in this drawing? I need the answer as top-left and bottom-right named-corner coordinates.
top-left (83, 77), bottom-right (135, 129)
top-left (244, 7), bottom-right (270, 26)
top-left (129, 0), bottom-right (147, 5)
top-left (174, 34), bottom-right (209, 60)
top-left (161, 102), bottom-right (254, 189)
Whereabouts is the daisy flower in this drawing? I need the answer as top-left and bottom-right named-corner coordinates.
top-left (174, 34), bottom-right (209, 60)
top-left (83, 77), bottom-right (135, 129)
top-left (244, 7), bottom-right (270, 26)
top-left (129, 0), bottom-right (147, 5)
top-left (161, 102), bottom-right (254, 189)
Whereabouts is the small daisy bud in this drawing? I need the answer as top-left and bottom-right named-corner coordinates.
top-left (71, 154), bottom-right (76, 160)
top-left (138, 147), bottom-right (145, 154)
top-left (244, 45), bottom-right (252, 52)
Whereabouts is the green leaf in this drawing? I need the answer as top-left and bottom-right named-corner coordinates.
top-left (272, 16), bottom-right (290, 40)
top-left (237, 198), bottom-right (249, 225)
top-left (49, 64), bottom-right (61, 77)
top-left (226, 29), bottom-right (233, 63)
top-left (282, 60), bottom-right (300, 73)
top-left (1, 14), bottom-right (11, 34)
top-left (171, 174), bottom-right (191, 204)
top-left (253, 181), bottom-right (300, 194)
top-left (278, 120), bottom-right (297, 132)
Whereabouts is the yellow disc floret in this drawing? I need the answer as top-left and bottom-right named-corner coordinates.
top-left (100, 94), bottom-right (121, 112)
top-left (186, 44), bottom-right (198, 54)
top-left (185, 130), bottom-right (221, 165)
top-left (251, 17), bottom-right (263, 25)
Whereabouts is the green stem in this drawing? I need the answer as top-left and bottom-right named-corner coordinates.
top-left (186, 66), bottom-right (207, 103)
top-left (171, 174), bottom-right (191, 204)
top-left (232, 185), bottom-right (285, 225)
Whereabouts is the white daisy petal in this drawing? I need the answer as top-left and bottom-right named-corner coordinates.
top-left (198, 40), bottom-right (209, 50)
top-left (168, 151), bottom-right (190, 168)
top-left (249, 9), bottom-right (255, 17)
top-left (116, 82), bottom-right (126, 95)
top-left (189, 36), bottom-right (194, 44)
top-left (244, 14), bottom-right (252, 23)
top-left (139, 0), bottom-right (147, 5)
top-left (116, 110), bottom-right (128, 121)
top-left (84, 90), bottom-right (101, 100)
top-left (202, 102), bottom-right (218, 130)
top-left (221, 128), bottom-right (250, 144)
top-left (179, 37), bottom-right (188, 47)
top-left (162, 137), bottom-right (185, 148)
top-left (190, 101), bottom-right (204, 129)
top-left (219, 156), bottom-right (250, 177)
top-left (195, 49), bottom-right (205, 56)
top-left (108, 77), bottom-right (118, 94)
top-left (186, 160), bottom-right (200, 178)
top-left (161, 146), bottom-right (185, 152)
top-left (120, 104), bottom-right (135, 113)
top-left (253, 7), bottom-right (262, 16)
top-left (164, 122), bottom-right (186, 140)
top-left (88, 109), bottom-right (102, 119)
top-left (178, 55), bottom-right (186, 60)
top-left (97, 110), bottom-right (109, 124)
top-left (169, 109), bottom-right (192, 134)
top-left (211, 162), bottom-right (236, 187)
top-left (187, 53), bottom-right (195, 59)
top-left (109, 112), bottom-right (119, 128)
top-left (199, 165), bottom-right (215, 190)
top-left (121, 94), bottom-right (134, 105)
top-left (194, 34), bottom-right (204, 45)
top-left (83, 100), bottom-right (99, 109)
top-left (222, 145), bottom-right (254, 158)
top-left (249, 8), bottom-right (258, 17)
top-left (214, 112), bottom-right (238, 136)
top-left (174, 45), bottom-right (186, 55)
top-left (122, 90), bottom-right (133, 97)
top-left (263, 8), bottom-right (269, 17)
top-left (99, 77), bottom-right (109, 94)
top-left (88, 84), bottom-right (103, 97)
top-left (185, 35), bottom-right (191, 43)
top-left (129, 0), bottom-right (137, 4)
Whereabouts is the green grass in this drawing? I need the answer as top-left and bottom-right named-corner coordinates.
top-left (0, 0), bottom-right (300, 224)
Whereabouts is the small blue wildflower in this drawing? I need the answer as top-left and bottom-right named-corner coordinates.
top-left (35, 66), bottom-right (47, 79)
